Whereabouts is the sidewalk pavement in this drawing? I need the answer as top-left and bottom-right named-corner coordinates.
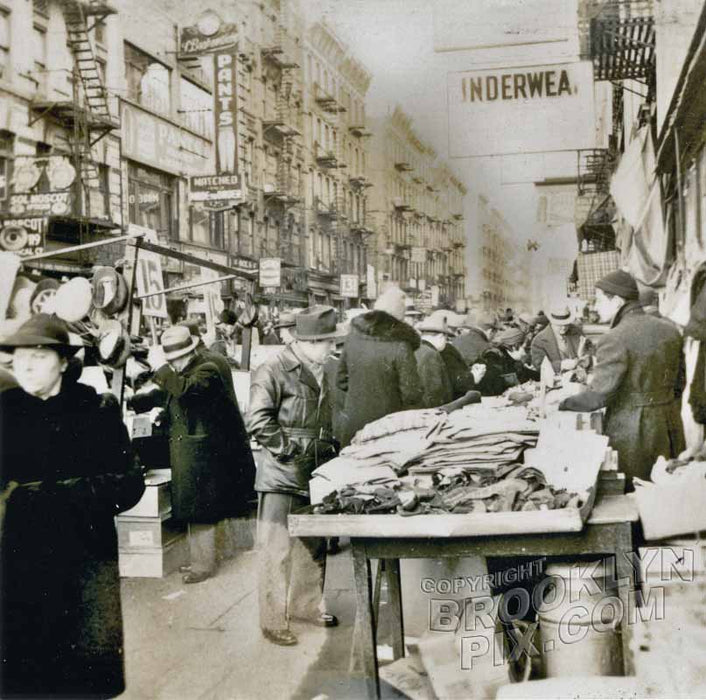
top-left (118, 540), bottom-right (403, 700)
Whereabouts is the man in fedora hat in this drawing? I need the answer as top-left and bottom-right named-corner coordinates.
top-left (560, 270), bottom-right (685, 487)
top-left (273, 312), bottom-right (297, 345)
top-left (247, 305), bottom-right (340, 646)
top-left (130, 325), bottom-right (255, 584)
top-left (530, 302), bottom-right (589, 374)
top-left (452, 309), bottom-right (494, 367)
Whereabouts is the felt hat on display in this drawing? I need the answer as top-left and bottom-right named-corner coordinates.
top-left (54, 277), bottom-right (93, 323)
top-left (97, 319), bottom-right (131, 368)
top-left (417, 316), bottom-right (455, 336)
top-left (495, 327), bottom-right (526, 348)
top-left (548, 304), bottom-right (575, 326)
top-left (274, 312), bottom-right (297, 329)
top-left (29, 278), bottom-right (59, 315)
top-left (91, 266), bottom-right (128, 316)
top-left (0, 313), bottom-right (81, 355)
top-left (595, 269), bottom-right (639, 300)
top-left (160, 324), bottom-right (200, 361)
top-left (291, 305), bottom-right (339, 341)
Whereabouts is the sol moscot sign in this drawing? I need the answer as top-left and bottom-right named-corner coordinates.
top-left (448, 61), bottom-right (595, 157)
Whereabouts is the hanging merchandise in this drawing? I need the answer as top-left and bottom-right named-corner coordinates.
top-left (97, 319), bottom-right (132, 369)
top-left (54, 277), bottom-right (93, 323)
top-left (91, 266), bottom-right (129, 317)
top-left (29, 278), bottom-right (60, 315)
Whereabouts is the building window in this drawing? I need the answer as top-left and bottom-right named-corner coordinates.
top-left (124, 43), bottom-right (171, 116)
top-left (31, 25), bottom-right (47, 90)
top-left (0, 9), bottom-right (8, 73)
top-left (127, 162), bottom-right (176, 240)
top-left (93, 20), bottom-right (106, 46)
top-left (179, 77), bottom-right (213, 139)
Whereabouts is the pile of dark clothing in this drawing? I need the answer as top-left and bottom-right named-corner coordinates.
top-left (314, 465), bottom-right (581, 516)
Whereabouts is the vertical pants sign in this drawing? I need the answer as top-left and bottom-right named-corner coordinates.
top-left (214, 51), bottom-right (238, 174)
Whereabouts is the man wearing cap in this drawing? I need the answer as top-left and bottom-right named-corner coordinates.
top-left (415, 317), bottom-right (455, 408)
top-left (560, 270), bottom-right (686, 486)
top-left (247, 306), bottom-right (340, 646)
top-left (477, 327), bottom-right (540, 396)
top-left (130, 326), bottom-right (256, 584)
top-left (530, 303), bottom-right (589, 374)
top-left (336, 286), bottom-right (423, 446)
top-left (452, 309), bottom-right (493, 367)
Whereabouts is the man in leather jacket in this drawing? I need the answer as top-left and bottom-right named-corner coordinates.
top-left (247, 306), bottom-right (340, 646)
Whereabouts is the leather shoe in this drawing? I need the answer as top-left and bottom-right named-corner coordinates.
top-left (262, 628), bottom-right (298, 646)
top-left (313, 613), bottom-right (339, 628)
top-left (182, 570), bottom-right (211, 584)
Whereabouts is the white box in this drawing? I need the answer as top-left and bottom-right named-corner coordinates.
top-left (118, 535), bottom-right (189, 578)
top-left (122, 469), bottom-right (172, 518)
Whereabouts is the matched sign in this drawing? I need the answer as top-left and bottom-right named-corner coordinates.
top-left (214, 51), bottom-right (238, 174)
top-left (259, 258), bottom-right (281, 288)
top-left (190, 174), bottom-right (242, 202)
top-left (135, 250), bottom-right (168, 318)
top-left (340, 274), bottom-right (359, 299)
top-left (0, 217), bottom-right (46, 257)
top-left (448, 61), bottom-right (595, 157)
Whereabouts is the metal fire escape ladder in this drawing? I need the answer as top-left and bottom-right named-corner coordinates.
top-left (59, 0), bottom-right (117, 219)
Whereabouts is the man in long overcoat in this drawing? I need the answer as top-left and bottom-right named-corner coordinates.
top-left (415, 317), bottom-right (455, 408)
top-left (560, 270), bottom-right (685, 486)
top-left (247, 306), bottom-right (340, 646)
top-left (336, 286), bottom-right (423, 445)
top-left (131, 325), bottom-right (255, 583)
top-left (452, 310), bottom-right (493, 367)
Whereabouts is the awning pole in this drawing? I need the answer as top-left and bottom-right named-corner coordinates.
top-left (21, 230), bottom-right (145, 262)
top-left (136, 274), bottom-right (238, 299)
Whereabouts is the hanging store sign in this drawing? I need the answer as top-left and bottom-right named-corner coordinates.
top-left (366, 264), bottom-right (377, 299)
top-left (411, 247), bottom-right (427, 264)
top-left (135, 249), bottom-right (168, 319)
top-left (259, 258), bottom-right (281, 288)
top-left (0, 216), bottom-right (46, 257)
top-left (189, 174), bottom-right (242, 202)
top-left (8, 191), bottom-right (72, 217)
top-left (214, 51), bottom-right (238, 175)
top-left (340, 274), bottom-right (359, 299)
top-left (447, 61), bottom-right (596, 157)
top-left (179, 10), bottom-right (238, 57)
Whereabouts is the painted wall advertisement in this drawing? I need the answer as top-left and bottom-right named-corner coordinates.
top-left (8, 156), bottom-right (76, 217)
top-left (122, 102), bottom-right (211, 175)
top-left (214, 51), bottom-right (238, 174)
top-left (447, 61), bottom-right (596, 157)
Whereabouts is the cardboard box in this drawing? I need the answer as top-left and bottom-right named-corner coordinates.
top-left (118, 534), bottom-right (189, 578)
top-left (121, 469), bottom-right (172, 518)
top-left (634, 463), bottom-right (706, 540)
top-left (116, 516), bottom-right (185, 550)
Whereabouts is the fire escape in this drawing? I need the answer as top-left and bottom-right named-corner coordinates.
top-left (262, 19), bottom-right (303, 268)
top-left (575, 1), bottom-right (654, 252)
top-left (30, 0), bottom-right (119, 251)
top-left (312, 81), bottom-right (347, 276)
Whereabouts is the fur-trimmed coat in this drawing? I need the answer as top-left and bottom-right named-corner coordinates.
top-left (336, 311), bottom-right (423, 445)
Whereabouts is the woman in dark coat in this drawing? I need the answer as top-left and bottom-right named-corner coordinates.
top-left (336, 287), bottom-right (423, 445)
top-left (0, 314), bottom-right (145, 698)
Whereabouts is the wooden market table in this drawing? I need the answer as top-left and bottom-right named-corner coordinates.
top-left (289, 494), bottom-right (640, 699)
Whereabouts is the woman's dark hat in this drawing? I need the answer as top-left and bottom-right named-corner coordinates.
top-left (0, 313), bottom-right (81, 355)
top-left (292, 305), bottom-right (339, 341)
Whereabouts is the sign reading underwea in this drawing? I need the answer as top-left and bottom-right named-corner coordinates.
top-left (448, 61), bottom-right (595, 157)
